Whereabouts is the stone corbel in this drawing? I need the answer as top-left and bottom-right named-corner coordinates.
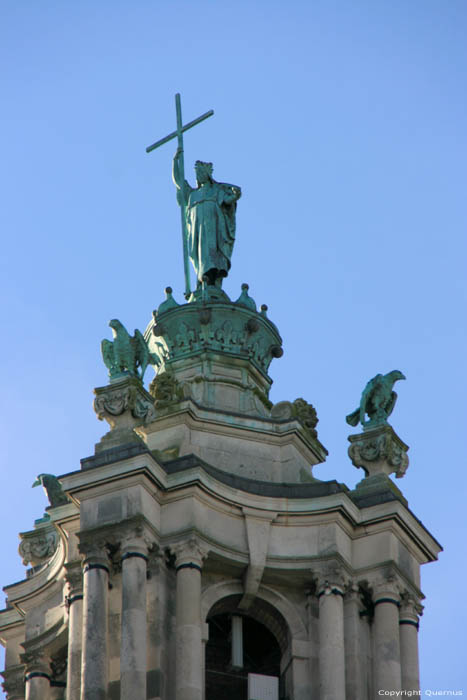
top-left (239, 507), bottom-right (277, 610)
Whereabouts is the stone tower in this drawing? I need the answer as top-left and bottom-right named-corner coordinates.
top-left (0, 107), bottom-right (441, 699)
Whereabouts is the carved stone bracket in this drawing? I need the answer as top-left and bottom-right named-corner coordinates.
top-left (94, 377), bottom-right (156, 426)
top-left (93, 376), bottom-right (156, 452)
top-left (348, 423), bottom-right (409, 478)
top-left (18, 523), bottom-right (59, 567)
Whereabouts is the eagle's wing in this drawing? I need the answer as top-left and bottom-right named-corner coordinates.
top-left (384, 391), bottom-right (397, 419)
top-left (101, 339), bottom-right (114, 371)
top-left (133, 329), bottom-right (150, 379)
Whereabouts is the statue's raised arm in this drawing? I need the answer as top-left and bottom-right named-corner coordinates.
top-left (172, 147), bottom-right (192, 207)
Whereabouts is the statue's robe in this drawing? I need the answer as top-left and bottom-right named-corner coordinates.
top-left (180, 180), bottom-right (239, 283)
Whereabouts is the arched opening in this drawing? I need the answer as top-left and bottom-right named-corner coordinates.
top-left (205, 595), bottom-right (285, 700)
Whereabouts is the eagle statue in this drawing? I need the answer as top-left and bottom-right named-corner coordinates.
top-left (346, 370), bottom-right (406, 429)
top-left (101, 319), bottom-right (160, 381)
top-left (32, 473), bottom-right (70, 508)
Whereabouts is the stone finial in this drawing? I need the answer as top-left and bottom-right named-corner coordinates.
top-left (235, 283), bottom-right (257, 311)
top-left (346, 370), bottom-right (406, 430)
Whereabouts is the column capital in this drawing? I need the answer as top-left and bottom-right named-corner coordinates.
top-left (1, 665), bottom-right (25, 699)
top-left (118, 521), bottom-right (155, 559)
top-left (172, 537), bottom-right (209, 571)
top-left (399, 592), bottom-right (423, 627)
top-left (20, 648), bottom-right (50, 675)
top-left (344, 581), bottom-right (363, 604)
top-left (64, 561), bottom-right (83, 593)
top-left (313, 562), bottom-right (348, 596)
top-left (78, 534), bottom-right (110, 574)
top-left (370, 571), bottom-right (402, 606)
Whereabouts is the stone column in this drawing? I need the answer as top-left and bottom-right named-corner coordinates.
top-left (373, 578), bottom-right (401, 693)
top-left (344, 584), bottom-right (367, 700)
top-left (173, 539), bottom-right (208, 700)
top-left (79, 540), bottom-right (110, 700)
top-left (120, 529), bottom-right (150, 700)
top-left (318, 577), bottom-right (346, 700)
top-left (64, 563), bottom-right (83, 700)
top-left (399, 596), bottom-right (422, 692)
top-left (1, 665), bottom-right (26, 700)
top-left (22, 650), bottom-right (50, 700)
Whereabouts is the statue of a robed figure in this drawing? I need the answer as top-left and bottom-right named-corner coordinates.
top-left (146, 94), bottom-right (241, 298)
top-left (172, 148), bottom-right (241, 288)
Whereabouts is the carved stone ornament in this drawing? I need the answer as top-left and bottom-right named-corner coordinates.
top-left (149, 371), bottom-right (185, 407)
top-left (18, 525), bottom-right (59, 566)
top-left (172, 537), bottom-right (209, 568)
top-left (271, 398), bottom-right (319, 438)
top-left (145, 298), bottom-right (283, 379)
top-left (1, 665), bottom-right (25, 698)
top-left (348, 423), bottom-right (409, 478)
top-left (94, 377), bottom-right (156, 429)
top-left (312, 561), bottom-right (348, 595)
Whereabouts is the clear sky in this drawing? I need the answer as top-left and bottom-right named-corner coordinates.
top-left (1, 0), bottom-right (466, 693)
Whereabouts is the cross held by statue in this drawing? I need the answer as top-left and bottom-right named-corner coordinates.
top-left (146, 94), bottom-right (214, 298)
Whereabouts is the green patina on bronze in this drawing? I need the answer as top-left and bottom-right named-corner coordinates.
top-left (173, 148), bottom-right (241, 292)
top-left (346, 370), bottom-right (406, 430)
top-left (101, 319), bottom-right (159, 382)
top-left (32, 474), bottom-right (70, 508)
top-left (146, 287), bottom-right (283, 379)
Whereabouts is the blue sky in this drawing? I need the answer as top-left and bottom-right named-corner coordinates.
top-left (1, 0), bottom-right (466, 692)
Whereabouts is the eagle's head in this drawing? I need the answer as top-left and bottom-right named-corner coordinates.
top-left (387, 369), bottom-right (406, 382)
top-left (32, 473), bottom-right (51, 488)
top-left (109, 319), bottom-right (123, 338)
